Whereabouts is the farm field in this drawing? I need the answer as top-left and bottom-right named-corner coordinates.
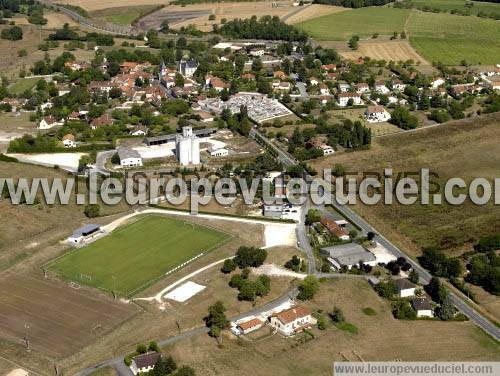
top-left (410, 0), bottom-right (500, 15)
top-left (161, 279), bottom-right (500, 376)
top-left (311, 113), bottom-right (500, 257)
top-left (285, 4), bottom-right (348, 24)
top-left (339, 39), bottom-right (429, 64)
top-left (52, 0), bottom-right (168, 12)
top-left (297, 7), bottom-right (410, 41)
top-left (0, 273), bottom-right (139, 358)
top-left (8, 77), bottom-right (39, 95)
top-left (49, 215), bottom-right (230, 296)
top-left (407, 10), bottom-right (500, 65)
top-left (90, 5), bottom-right (162, 26)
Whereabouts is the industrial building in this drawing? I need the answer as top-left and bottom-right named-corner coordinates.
top-left (176, 126), bottom-right (200, 166)
top-left (117, 147), bottom-right (143, 168)
top-left (320, 243), bottom-right (377, 270)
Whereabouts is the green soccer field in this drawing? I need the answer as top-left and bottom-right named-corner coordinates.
top-left (49, 215), bottom-right (229, 297)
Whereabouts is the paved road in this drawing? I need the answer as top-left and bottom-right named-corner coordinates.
top-left (90, 150), bottom-right (115, 176)
top-left (295, 81), bottom-right (309, 99)
top-left (255, 129), bottom-right (500, 342)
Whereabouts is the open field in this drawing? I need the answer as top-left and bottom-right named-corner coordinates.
top-left (161, 279), bottom-right (500, 376)
top-left (407, 10), bottom-right (500, 65)
top-left (297, 7), bottom-right (410, 41)
top-left (8, 77), bottom-right (39, 95)
top-left (0, 162), bottom-right (132, 271)
top-left (48, 0), bottom-right (168, 12)
top-left (147, 1), bottom-right (297, 32)
top-left (0, 273), bottom-right (139, 358)
top-left (411, 0), bottom-right (500, 15)
top-left (285, 4), bottom-right (348, 24)
top-left (339, 39), bottom-right (429, 64)
top-left (311, 113), bottom-right (500, 256)
top-left (49, 215), bottom-right (230, 296)
top-left (90, 5), bottom-right (162, 26)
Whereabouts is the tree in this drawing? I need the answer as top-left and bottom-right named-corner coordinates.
top-left (297, 276), bottom-right (319, 300)
top-left (238, 280), bottom-right (257, 301)
top-left (84, 204), bottom-right (100, 218)
top-left (392, 299), bottom-right (417, 319)
top-left (221, 258), bottom-right (237, 274)
top-left (437, 295), bottom-right (454, 320)
top-left (255, 275), bottom-right (271, 296)
top-left (348, 35), bottom-right (359, 50)
top-left (375, 280), bottom-right (396, 298)
top-left (205, 301), bottom-right (228, 341)
top-left (160, 20), bottom-right (170, 33)
top-left (409, 269), bottom-right (419, 284)
top-left (1, 26), bottom-right (23, 41)
top-left (305, 209), bottom-right (321, 225)
top-left (136, 343), bottom-right (147, 354)
top-left (331, 306), bottom-right (345, 323)
top-left (425, 277), bottom-right (447, 304)
top-left (148, 341), bottom-right (159, 352)
top-left (234, 246), bottom-right (267, 268)
top-left (229, 274), bottom-right (244, 289)
top-left (152, 356), bottom-right (177, 376)
top-left (390, 106), bottom-right (418, 129)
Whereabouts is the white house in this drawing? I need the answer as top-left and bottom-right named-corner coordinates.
top-left (395, 278), bottom-right (416, 298)
top-left (117, 147), bottom-right (143, 168)
top-left (431, 77), bottom-right (446, 90)
top-left (209, 147), bottom-right (229, 157)
top-left (338, 92), bottom-right (362, 107)
top-left (130, 352), bottom-right (161, 375)
top-left (412, 297), bottom-right (433, 318)
top-left (375, 81), bottom-right (390, 94)
top-left (62, 134), bottom-right (76, 148)
top-left (67, 224), bottom-right (102, 244)
top-left (250, 47), bottom-right (265, 57)
top-left (355, 82), bottom-right (370, 94)
top-left (338, 82), bottom-right (350, 92)
top-left (319, 83), bottom-right (330, 95)
top-left (320, 144), bottom-right (334, 156)
top-left (269, 306), bottom-right (317, 336)
top-left (38, 116), bottom-right (62, 130)
top-left (130, 125), bottom-right (147, 136)
top-left (309, 77), bottom-right (319, 86)
top-left (392, 79), bottom-right (406, 91)
top-left (365, 105), bottom-right (391, 123)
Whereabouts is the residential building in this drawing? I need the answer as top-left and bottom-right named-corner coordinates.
top-left (90, 113), bottom-right (113, 129)
top-left (392, 79), bottom-right (406, 91)
top-left (338, 92), bottom-right (362, 107)
top-left (250, 47), bottom-right (265, 57)
top-left (320, 144), bottom-right (334, 155)
top-left (412, 297), bottom-right (433, 318)
top-left (365, 105), bottom-right (391, 123)
top-left (38, 116), bottom-right (62, 130)
top-left (62, 134), bottom-right (76, 148)
top-left (395, 278), bottom-right (416, 298)
top-left (118, 147), bottom-right (143, 168)
top-left (375, 80), bottom-right (390, 94)
top-left (208, 146), bottom-right (229, 157)
top-left (263, 204), bottom-right (285, 218)
top-left (130, 352), bottom-right (162, 375)
top-left (355, 82), bottom-right (370, 94)
top-left (269, 305), bottom-right (317, 336)
top-left (309, 77), bottom-right (319, 86)
top-left (320, 217), bottom-right (350, 240)
top-left (319, 83), bottom-right (330, 95)
top-left (431, 77), bottom-right (446, 90)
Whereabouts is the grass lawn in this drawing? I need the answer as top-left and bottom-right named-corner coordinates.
top-left (49, 215), bottom-right (229, 296)
top-left (297, 7), bottom-right (410, 41)
top-left (8, 77), bottom-right (40, 95)
top-left (407, 10), bottom-right (500, 65)
top-left (90, 5), bottom-right (160, 25)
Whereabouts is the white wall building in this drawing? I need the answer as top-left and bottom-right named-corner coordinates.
top-left (118, 147), bottom-right (143, 168)
top-left (365, 105), bottom-right (391, 123)
top-left (395, 279), bottom-right (416, 298)
top-left (338, 92), bottom-right (362, 107)
top-left (269, 306), bottom-right (317, 336)
top-left (209, 147), bottom-right (229, 157)
top-left (130, 352), bottom-right (161, 375)
top-left (412, 298), bottom-right (433, 318)
top-left (176, 126), bottom-right (200, 166)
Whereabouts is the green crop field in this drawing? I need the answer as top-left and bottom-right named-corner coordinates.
top-left (407, 11), bottom-right (500, 65)
top-left (297, 7), bottom-right (410, 41)
top-left (90, 5), bottom-right (160, 25)
top-left (49, 215), bottom-right (229, 296)
top-left (411, 0), bottom-right (500, 16)
top-left (9, 77), bottom-right (39, 95)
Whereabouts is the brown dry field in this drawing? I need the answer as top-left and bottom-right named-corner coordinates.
top-left (0, 273), bottom-right (139, 359)
top-left (340, 39), bottom-right (428, 64)
top-left (161, 278), bottom-right (500, 376)
top-left (167, 1), bottom-right (296, 32)
top-left (47, 0), bottom-right (169, 12)
top-left (285, 4), bottom-right (348, 25)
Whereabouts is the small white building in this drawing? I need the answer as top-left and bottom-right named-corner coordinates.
top-left (270, 306), bottom-right (316, 336)
top-left (412, 297), bottom-right (433, 318)
top-left (338, 92), bottom-right (362, 107)
top-left (338, 82), bottom-right (350, 92)
top-left (319, 83), bottom-right (330, 95)
top-left (320, 144), bottom-right (334, 156)
top-left (67, 224), bottom-right (102, 244)
top-left (375, 81), bottom-right (390, 94)
top-left (365, 105), bottom-right (391, 123)
top-left (309, 77), bottom-right (319, 86)
top-left (130, 352), bottom-right (161, 375)
top-left (395, 278), bottom-right (416, 298)
top-left (118, 147), bottom-right (143, 168)
top-left (62, 134), bottom-right (76, 148)
top-left (209, 147), bottom-right (229, 157)
top-left (431, 77), bottom-right (446, 90)
top-left (250, 48), bottom-right (265, 57)
top-left (38, 116), bottom-right (62, 130)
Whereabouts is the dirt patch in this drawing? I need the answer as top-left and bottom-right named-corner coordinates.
top-left (48, 0), bottom-right (168, 12)
top-left (0, 273), bottom-right (139, 358)
top-left (286, 4), bottom-right (348, 25)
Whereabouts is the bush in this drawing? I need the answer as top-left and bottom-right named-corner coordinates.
top-left (234, 246), bottom-right (267, 268)
top-left (84, 204), bottom-right (100, 218)
top-left (392, 299), bottom-right (417, 319)
top-left (362, 307), bottom-right (376, 316)
top-left (297, 276), bottom-right (319, 301)
top-left (221, 258), bottom-right (237, 273)
top-left (1, 25), bottom-right (22, 41)
top-left (331, 306), bottom-right (345, 323)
